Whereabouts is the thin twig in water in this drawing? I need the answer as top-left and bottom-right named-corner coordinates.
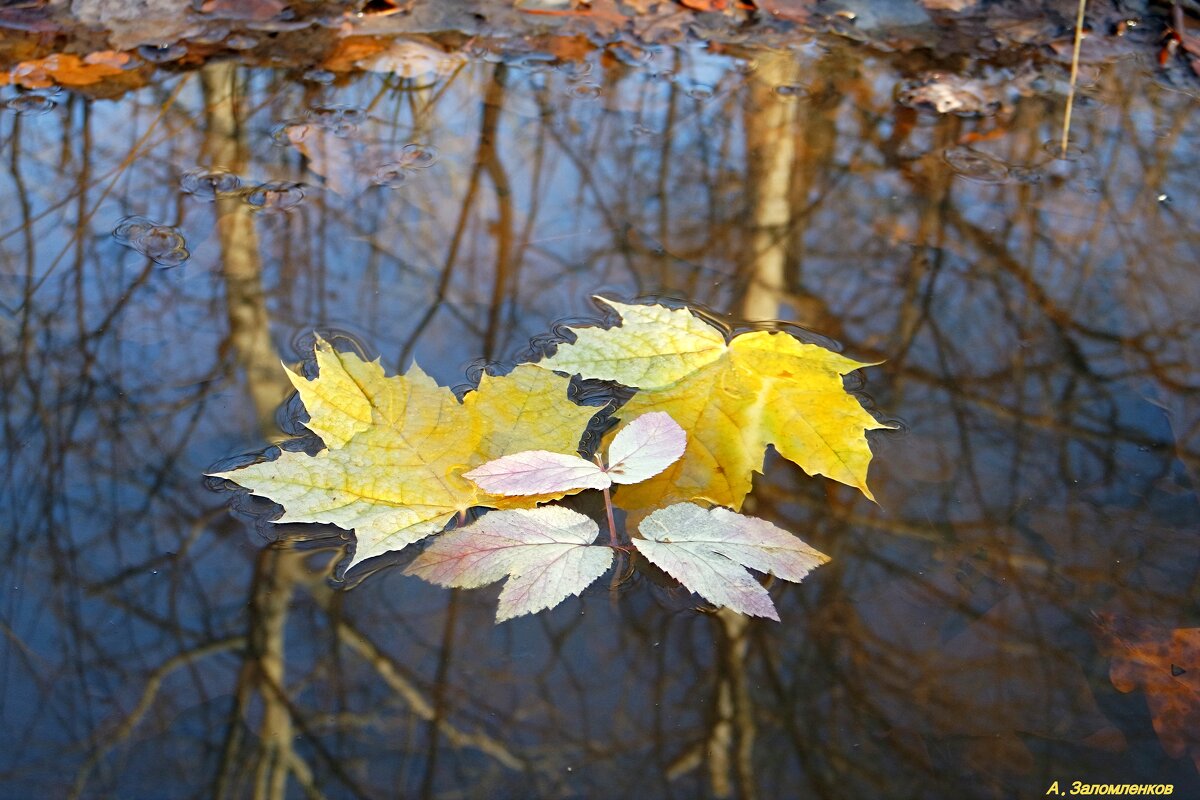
top-left (1061, 0), bottom-right (1088, 155)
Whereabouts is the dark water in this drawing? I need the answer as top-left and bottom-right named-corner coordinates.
top-left (2, 28), bottom-right (1199, 800)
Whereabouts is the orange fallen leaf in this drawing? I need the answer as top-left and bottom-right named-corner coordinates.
top-left (322, 36), bottom-right (392, 73)
top-left (1096, 614), bottom-right (1200, 772)
top-left (3, 53), bottom-right (128, 89)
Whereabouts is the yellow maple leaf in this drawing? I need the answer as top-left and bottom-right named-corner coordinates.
top-left (214, 336), bottom-right (598, 568)
top-left (537, 298), bottom-right (891, 512)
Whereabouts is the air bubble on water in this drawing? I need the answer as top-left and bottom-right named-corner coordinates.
top-left (687, 84), bottom-right (715, 101)
top-left (245, 181), bottom-right (307, 212)
top-left (270, 121), bottom-right (308, 146)
top-left (305, 104), bottom-right (366, 135)
top-left (4, 94), bottom-right (57, 115)
top-left (568, 83), bottom-right (602, 100)
top-left (399, 142), bottom-right (438, 169)
top-left (112, 215), bottom-right (158, 244)
top-left (943, 146), bottom-right (1011, 184)
top-left (112, 216), bottom-right (190, 265)
top-left (224, 34), bottom-right (259, 51)
top-left (631, 124), bottom-right (659, 136)
top-left (1008, 166), bottom-right (1043, 185)
top-left (189, 27), bottom-right (230, 46)
top-left (774, 83), bottom-right (809, 99)
top-left (556, 60), bottom-right (594, 81)
top-left (148, 246), bottom-right (190, 267)
top-left (1156, 193), bottom-right (1171, 204)
top-left (303, 69), bottom-right (336, 84)
top-left (371, 163), bottom-right (410, 187)
top-left (136, 226), bottom-right (187, 256)
top-left (180, 167), bottom-right (242, 200)
top-left (1041, 139), bottom-right (1085, 161)
top-left (137, 43), bottom-right (188, 63)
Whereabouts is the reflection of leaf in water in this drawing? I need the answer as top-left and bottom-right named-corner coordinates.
top-left (537, 298), bottom-right (891, 515)
top-left (212, 335), bottom-right (597, 569)
top-left (1096, 614), bottom-right (1200, 771)
top-left (356, 37), bottom-right (466, 79)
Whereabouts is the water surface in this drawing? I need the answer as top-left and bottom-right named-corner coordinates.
top-left (2, 15), bottom-right (1199, 800)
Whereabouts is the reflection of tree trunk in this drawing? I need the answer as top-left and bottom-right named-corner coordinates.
top-left (709, 609), bottom-right (756, 800)
top-left (215, 545), bottom-right (315, 800)
top-left (737, 50), bottom-right (799, 323)
top-left (201, 62), bottom-right (290, 439)
top-left (736, 49), bottom-right (844, 334)
top-left (250, 546), bottom-right (301, 800)
top-left (675, 49), bottom-right (817, 800)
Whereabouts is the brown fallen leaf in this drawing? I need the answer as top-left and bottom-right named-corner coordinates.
top-left (922, 0), bottom-right (977, 11)
top-left (321, 36), bottom-right (392, 73)
top-left (2, 53), bottom-right (127, 88)
top-left (199, 0), bottom-right (287, 22)
top-left (1096, 614), bottom-right (1200, 772)
top-left (755, 0), bottom-right (809, 22)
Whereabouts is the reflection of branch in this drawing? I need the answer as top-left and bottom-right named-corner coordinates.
top-left (400, 63), bottom-right (509, 365)
top-left (667, 610), bottom-right (757, 800)
top-left (315, 588), bottom-right (524, 771)
top-left (15, 76), bottom-right (191, 306)
top-left (69, 636), bottom-right (246, 800)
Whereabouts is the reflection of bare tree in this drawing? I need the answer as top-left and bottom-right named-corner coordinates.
top-left (1, 32), bottom-right (1198, 800)
top-left (201, 62), bottom-right (291, 439)
top-left (736, 49), bottom-right (798, 325)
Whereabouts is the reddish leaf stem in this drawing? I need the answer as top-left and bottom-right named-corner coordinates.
top-left (601, 484), bottom-right (619, 547)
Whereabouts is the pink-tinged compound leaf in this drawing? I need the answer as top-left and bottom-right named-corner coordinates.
top-left (605, 411), bottom-right (686, 485)
top-left (633, 503), bottom-right (830, 620)
top-left (405, 506), bottom-right (614, 622)
top-left (463, 450), bottom-right (610, 496)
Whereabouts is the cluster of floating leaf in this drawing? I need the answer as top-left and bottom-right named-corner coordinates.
top-left (214, 299), bottom-right (889, 622)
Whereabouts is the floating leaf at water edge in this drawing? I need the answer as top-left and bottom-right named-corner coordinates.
top-left (463, 412), bottom-right (686, 495)
top-left (211, 336), bottom-right (597, 569)
top-left (406, 506), bottom-right (614, 622)
top-left (536, 299), bottom-right (891, 513)
top-left (633, 503), bottom-right (829, 620)
top-left (539, 298), bottom-right (727, 389)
